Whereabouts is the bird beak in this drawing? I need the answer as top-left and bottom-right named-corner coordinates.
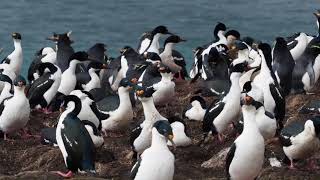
top-left (180, 39), bottom-right (187, 42)
top-left (314, 12), bottom-right (320, 18)
top-left (18, 81), bottom-right (24, 87)
top-left (46, 35), bottom-right (58, 41)
top-left (168, 134), bottom-right (176, 150)
top-left (136, 90), bottom-right (144, 96)
top-left (158, 67), bottom-right (166, 72)
top-left (59, 106), bottom-right (66, 113)
top-left (244, 95), bottom-right (253, 105)
top-left (131, 78), bottom-right (138, 84)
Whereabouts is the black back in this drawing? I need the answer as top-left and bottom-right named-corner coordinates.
top-left (60, 113), bottom-right (96, 173)
top-left (203, 99), bottom-right (225, 135)
top-left (272, 37), bottom-right (295, 96)
top-left (226, 143), bottom-right (236, 178)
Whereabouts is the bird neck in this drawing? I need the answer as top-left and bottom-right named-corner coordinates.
top-left (260, 52), bottom-right (270, 73)
top-left (13, 39), bottom-right (22, 50)
top-left (151, 128), bottom-right (169, 149)
top-left (227, 73), bottom-right (241, 99)
top-left (216, 31), bottom-right (226, 41)
top-left (89, 68), bottom-right (99, 78)
top-left (229, 73), bottom-right (241, 88)
top-left (242, 106), bottom-right (259, 133)
top-left (162, 43), bottom-right (174, 56)
top-left (161, 73), bottom-right (173, 82)
top-left (67, 101), bottom-right (81, 116)
top-left (117, 87), bottom-right (132, 109)
top-left (141, 98), bottom-right (161, 122)
top-left (68, 60), bottom-right (79, 73)
top-left (13, 86), bottom-right (25, 97)
top-left (148, 34), bottom-right (161, 53)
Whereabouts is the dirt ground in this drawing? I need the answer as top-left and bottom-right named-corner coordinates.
top-left (1, 80), bottom-right (320, 180)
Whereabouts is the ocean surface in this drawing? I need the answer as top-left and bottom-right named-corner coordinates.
top-left (0, 0), bottom-right (317, 75)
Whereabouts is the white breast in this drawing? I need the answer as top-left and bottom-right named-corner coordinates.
top-left (0, 94), bottom-right (30, 133)
top-left (134, 147), bottom-right (174, 180)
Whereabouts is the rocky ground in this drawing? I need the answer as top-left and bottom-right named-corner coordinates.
top-left (1, 80), bottom-right (320, 180)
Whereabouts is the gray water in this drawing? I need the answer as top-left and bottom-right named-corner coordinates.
top-left (0, 0), bottom-right (317, 75)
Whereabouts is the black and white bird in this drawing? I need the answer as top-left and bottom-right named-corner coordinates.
top-left (286, 11), bottom-right (320, 61)
top-left (131, 86), bottom-right (167, 157)
top-left (47, 31), bottom-right (74, 72)
top-left (27, 62), bottom-right (61, 112)
top-left (241, 82), bottom-right (277, 140)
top-left (100, 78), bottom-right (135, 132)
top-left (167, 116), bottom-right (192, 147)
top-left (159, 35), bottom-right (186, 78)
top-left (184, 96), bottom-right (207, 121)
top-left (110, 46), bottom-right (144, 91)
top-left (131, 120), bottom-right (175, 180)
top-left (41, 90), bottom-right (105, 148)
top-left (272, 37), bottom-right (295, 96)
top-left (203, 62), bottom-right (251, 141)
top-left (27, 47), bottom-right (57, 83)
top-left (55, 95), bottom-right (96, 178)
top-left (0, 75), bottom-right (30, 140)
top-left (2, 32), bottom-right (23, 75)
top-left (254, 43), bottom-right (286, 132)
top-left (202, 22), bottom-right (228, 49)
top-left (279, 116), bottom-right (320, 169)
top-left (149, 64), bottom-right (175, 106)
top-left (190, 45), bottom-right (230, 96)
top-left (76, 61), bottom-right (107, 92)
top-left (286, 32), bottom-right (309, 61)
top-left (47, 51), bottom-right (96, 112)
top-left (226, 95), bottom-right (265, 180)
top-left (291, 33), bottom-right (320, 94)
top-left (137, 25), bottom-right (172, 55)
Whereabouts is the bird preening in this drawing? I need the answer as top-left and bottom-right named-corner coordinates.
top-left (2, 10), bottom-right (320, 180)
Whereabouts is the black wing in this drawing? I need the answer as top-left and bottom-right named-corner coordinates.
top-left (56, 42), bottom-right (75, 72)
top-left (96, 95), bottom-right (120, 112)
top-left (76, 72), bottom-right (91, 89)
top-left (203, 99), bottom-right (225, 133)
top-left (269, 83), bottom-right (285, 131)
top-left (61, 113), bottom-right (95, 172)
top-left (88, 88), bottom-right (108, 102)
top-left (130, 125), bottom-right (142, 148)
top-left (27, 73), bottom-right (54, 107)
top-left (137, 32), bottom-right (152, 54)
top-left (0, 96), bottom-right (13, 116)
top-left (130, 157), bottom-right (142, 179)
top-left (27, 54), bottom-right (46, 82)
top-left (127, 62), bottom-right (150, 80)
top-left (141, 65), bottom-right (161, 87)
top-left (90, 102), bottom-right (109, 124)
top-left (226, 143), bottom-right (236, 178)
top-left (279, 120), bottom-right (305, 147)
top-left (173, 50), bottom-right (189, 79)
top-left (40, 127), bottom-right (57, 145)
